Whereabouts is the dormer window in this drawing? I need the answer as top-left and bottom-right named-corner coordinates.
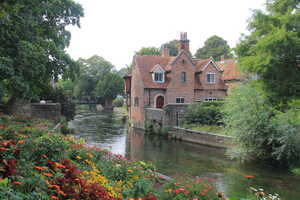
top-left (154, 72), bottom-right (163, 82)
top-left (206, 73), bottom-right (216, 84)
top-left (152, 64), bottom-right (165, 83)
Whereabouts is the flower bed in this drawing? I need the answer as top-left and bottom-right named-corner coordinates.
top-left (0, 114), bottom-right (280, 200)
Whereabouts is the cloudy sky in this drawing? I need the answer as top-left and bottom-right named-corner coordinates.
top-left (67, 0), bottom-right (266, 70)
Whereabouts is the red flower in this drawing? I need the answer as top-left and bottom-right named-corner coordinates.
top-left (244, 175), bottom-right (255, 179)
top-left (43, 173), bottom-right (53, 177)
top-left (0, 125), bottom-right (5, 129)
top-left (12, 181), bottom-right (23, 185)
top-left (0, 147), bottom-right (7, 151)
top-left (34, 166), bottom-right (45, 171)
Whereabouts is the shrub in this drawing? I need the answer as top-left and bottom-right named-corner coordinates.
top-left (223, 83), bottom-right (300, 168)
top-left (112, 98), bottom-right (124, 107)
top-left (184, 101), bottom-right (223, 126)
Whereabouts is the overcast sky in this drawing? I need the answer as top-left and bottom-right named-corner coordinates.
top-left (67, 0), bottom-right (266, 70)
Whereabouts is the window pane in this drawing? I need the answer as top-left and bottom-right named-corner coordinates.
top-left (181, 72), bottom-right (186, 82)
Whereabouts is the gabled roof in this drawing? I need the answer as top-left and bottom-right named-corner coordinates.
top-left (170, 50), bottom-right (195, 66)
top-left (150, 64), bottom-right (165, 73)
top-left (217, 59), bottom-right (245, 80)
top-left (195, 57), bottom-right (223, 72)
top-left (135, 55), bottom-right (172, 89)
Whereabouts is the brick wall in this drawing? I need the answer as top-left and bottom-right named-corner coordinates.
top-left (130, 63), bottom-right (146, 128)
top-left (166, 53), bottom-right (195, 104)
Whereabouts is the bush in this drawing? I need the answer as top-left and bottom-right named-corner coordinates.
top-left (184, 101), bottom-right (223, 126)
top-left (112, 98), bottom-right (124, 107)
top-left (223, 83), bottom-right (300, 168)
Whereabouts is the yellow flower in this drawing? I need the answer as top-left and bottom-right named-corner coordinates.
top-left (76, 155), bottom-right (82, 160)
top-left (139, 161), bottom-right (146, 166)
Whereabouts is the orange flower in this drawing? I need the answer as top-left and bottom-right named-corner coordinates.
top-left (244, 175), bottom-right (255, 179)
top-left (49, 184), bottom-right (60, 190)
top-left (42, 154), bottom-right (48, 159)
top-left (17, 140), bottom-right (25, 144)
top-left (0, 147), bottom-right (7, 151)
top-left (12, 181), bottom-right (23, 185)
top-left (55, 163), bottom-right (66, 168)
top-left (43, 173), bottom-right (53, 177)
top-left (50, 195), bottom-right (59, 200)
top-left (34, 166), bottom-right (45, 171)
top-left (56, 189), bottom-right (67, 196)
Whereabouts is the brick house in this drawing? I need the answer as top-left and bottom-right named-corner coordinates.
top-left (124, 33), bottom-right (243, 128)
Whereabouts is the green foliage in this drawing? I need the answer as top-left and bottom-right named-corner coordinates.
top-left (184, 102), bottom-right (224, 126)
top-left (195, 35), bottom-right (232, 60)
top-left (96, 72), bottom-right (124, 100)
top-left (0, 0), bottom-right (83, 100)
top-left (160, 40), bottom-right (179, 56)
top-left (74, 55), bottom-right (115, 97)
top-left (112, 98), bottom-right (124, 107)
top-left (73, 55), bottom-right (124, 107)
top-left (118, 65), bottom-right (132, 77)
top-left (235, 0), bottom-right (300, 105)
top-left (223, 83), bottom-right (275, 161)
top-left (135, 47), bottom-right (161, 55)
top-left (224, 83), bottom-right (300, 167)
top-left (57, 79), bottom-right (75, 97)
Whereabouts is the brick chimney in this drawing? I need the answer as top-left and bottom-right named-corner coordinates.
top-left (179, 32), bottom-right (190, 53)
top-left (161, 47), bottom-right (169, 57)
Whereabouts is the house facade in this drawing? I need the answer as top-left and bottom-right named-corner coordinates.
top-left (124, 33), bottom-right (243, 128)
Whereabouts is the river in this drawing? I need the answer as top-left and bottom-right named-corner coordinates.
top-left (69, 108), bottom-right (300, 200)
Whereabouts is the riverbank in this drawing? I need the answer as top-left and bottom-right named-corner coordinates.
top-left (0, 114), bottom-right (234, 200)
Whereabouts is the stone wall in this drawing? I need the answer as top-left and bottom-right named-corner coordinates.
top-left (169, 127), bottom-right (233, 148)
top-left (10, 99), bottom-right (31, 117)
top-left (144, 104), bottom-right (188, 129)
top-left (31, 103), bottom-right (61, 122)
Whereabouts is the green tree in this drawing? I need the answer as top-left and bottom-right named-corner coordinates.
top-left (235, 0), bottom-right (300, 105)
top-left (224, 83), bottom-right (300, 168)
top-left (135, 47), bottom-right (160, 55)
top-left (195, 35), bottom-right (232, 60)
top-left (96, 72), bottom-right (124, 109)
top-left (74, 55), bottom-right (114, 97)
top-left (118, 64), bottom-right (132, 77)
top-left (0, 0), bottom-right (84, 103)
top-left (160, 40), bottom-right (179, 56)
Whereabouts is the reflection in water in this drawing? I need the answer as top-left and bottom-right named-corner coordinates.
top-left (69, 110), bottom-right (300, 200)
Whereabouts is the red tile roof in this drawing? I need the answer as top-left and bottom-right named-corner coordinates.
top-left (134, 55), bottom-right (242, 89)
top-left (217, 59), bottom-right (245, 80)
top-left (135, 55), bottom-right (172, 89)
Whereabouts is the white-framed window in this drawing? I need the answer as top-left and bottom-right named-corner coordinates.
top-left (206, 73), bottom-right (216, 84)
top-left (181, 72), bottom-right (186, 82)
top-left (204, 97), bottom-right (217, 102)
top-left (176, 97), bottom-right (184, 103)
top-left (154, 72), bottom-right (163, 82)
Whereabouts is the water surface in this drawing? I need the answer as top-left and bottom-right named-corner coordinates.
top-left (69, 110), bottom-right (300, 200)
